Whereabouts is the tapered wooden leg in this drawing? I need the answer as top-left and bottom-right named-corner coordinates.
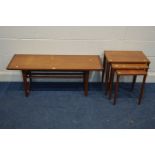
top-left (83, 71), bottom-right (89, 96)
top-left (28, 71), bottom-right (32, 91)
top-left (131, 75), bottom-right (137, 91)
top-left (109, 69), bottom-right (115, 100)
top-left (27, 75), bottom-right (31, 93)
top-left (22, 70), bottom-right (30, 97)
top-left (105, 62), bottom-right (110, 95)
top-left (102, 55), bottom-right (106, 83)
top-left (114, 75), bottom-right (120, 105)
top-left (138, 75), bottom-right (147, 105)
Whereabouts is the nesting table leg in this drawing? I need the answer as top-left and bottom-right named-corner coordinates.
top-left (138, 74), bottom-right (147, 105)
top-left (102, 55), bottom-right (106, 83)
top-left (114, 75), bottom-right (120, 105)
top-left (109, 69), bottom-right (115, 100)
top-left (105, 62), bottom-right (111, 95)
top-left (131, 75), bottom-right (137, 91)
top-left (83, 71), bottom-right (89, 96)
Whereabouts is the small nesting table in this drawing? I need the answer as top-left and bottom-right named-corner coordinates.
top-left (7, 54), bottom-right (102, 96)
top-left (113, 68), bottom-right (147, 105)
top-left (102, 51), bottom-right (150, 104)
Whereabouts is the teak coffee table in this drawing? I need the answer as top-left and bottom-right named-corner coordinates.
top-left (7, 54), bottom-right (103, 96)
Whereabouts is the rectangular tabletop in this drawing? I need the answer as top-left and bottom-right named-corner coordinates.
top-left (7, 54), bottom-right (103, 71)
top-left (104, 51), bottom-right (150, 63)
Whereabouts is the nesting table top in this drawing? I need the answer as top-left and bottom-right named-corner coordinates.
top-left (104, 51), bottom-right (150, 63)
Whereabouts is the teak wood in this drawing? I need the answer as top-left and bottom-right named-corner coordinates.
top-left (7, 54), bottom-right (103, 96)
top-left (102, 51), bottom-right (150, 95)
top-left (108, 63), bottom-right (149, 100)
top-left (111, 64), bottom-right (148, 70)
top-left (104, 51), bottom-right (150, 63)
top-left (7, 54), bottom-right (102, 71)
top-left (114, 70), bottom-right (147, 105)
top-left (101, 50), bottom-right (150, 105)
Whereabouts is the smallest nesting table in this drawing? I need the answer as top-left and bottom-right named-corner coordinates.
top-left (7, 54), bottom-right (102, 96)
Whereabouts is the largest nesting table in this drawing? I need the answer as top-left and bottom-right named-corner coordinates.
top-left (7, 54), bottom-right (102, 96)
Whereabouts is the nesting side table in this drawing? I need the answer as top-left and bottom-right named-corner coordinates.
top-left (102, 51), bottom-right (150, 104)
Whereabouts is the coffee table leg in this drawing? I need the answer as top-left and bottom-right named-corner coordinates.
top-left (83, 71), bottom-right (89, 96)
top-left (22, 70), bottom-right (30, 97)
top-left (28, 71), bottom-right (32, 91)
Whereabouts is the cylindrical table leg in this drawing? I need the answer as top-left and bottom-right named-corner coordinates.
top-left (102, 55), bottom-right (106, 83)
top-left (28, 71), bottom-right (32, 91)
top-left (114, 75), bottom-right (120, 105)
top-left (83, 71), bottom-right (89, 96)
top-left (105, 62), bottom-right (110, 95)
top-left (109, 69), bottom-right (115, 100)
top-left (22, 70), bottom-right (30, 97)
top-left (138, 74), bottom-right (147, 105)
top-left (131, 75), bottom-right (137, 91)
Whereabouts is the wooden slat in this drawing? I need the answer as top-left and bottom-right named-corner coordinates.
top-left (31, 72), bottom-right (83, 76)
top-left (30, 75), bottom-right (83, 78)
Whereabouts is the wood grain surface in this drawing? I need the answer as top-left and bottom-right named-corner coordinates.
top-left (7, 54), bottom-right (103, 71)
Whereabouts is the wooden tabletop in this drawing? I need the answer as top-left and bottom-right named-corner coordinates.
top-left (116, 70), bottom-right (147, 76)
top-left (112, 63), bottom-right (148, 69)
top-left (7, 54), bottom-right (103, 71)
top-left (104, 51), bottom-right (150, 63)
